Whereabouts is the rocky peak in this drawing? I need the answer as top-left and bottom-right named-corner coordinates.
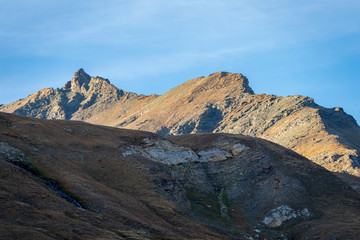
top-left (91, 75), bottom-right (110, 84)
top-left (62, 69), bottom-right (118, 95)
top-left (62, 68), bottom-right (91, 92)
top-left (75, 68), bottom-right (88, 78)
top-left (204, 72), bottom-right (254, 94)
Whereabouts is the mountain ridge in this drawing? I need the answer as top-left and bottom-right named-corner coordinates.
top-left (1, 69), bottom-right (360, 188)
top-left (0, 68), bottom-right (134, 120)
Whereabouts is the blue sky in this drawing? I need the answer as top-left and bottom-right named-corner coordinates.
top-left (1, 0), bottom-right (360, 123)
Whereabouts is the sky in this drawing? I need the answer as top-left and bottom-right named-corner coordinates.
top-left (0, 0), bottom-right (359, 123)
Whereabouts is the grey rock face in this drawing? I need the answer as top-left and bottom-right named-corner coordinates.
top-left (262, 205), bottom-right (310, 227)
top-left (0, 69), bottom-right (127, 120)
top-left (120, 138), bottom-right (199, 165)
top-left (62, 68), bottom-right (91, 92)
top-left (120, 138), bottom-right (252, 165)
top-left (0, 142), bottom-right (26, 161)
top-left (166, 133), bottom-right (360, 238)
top-left (231, 143), bottom-right (250, 155)
top-left (198, 148), bottom-right (232, 162)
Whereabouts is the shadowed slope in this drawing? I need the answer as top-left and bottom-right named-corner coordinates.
top-left (1, 112), bottom-right (360, 239)
top-left (0, 112), bottom-right (223, 240)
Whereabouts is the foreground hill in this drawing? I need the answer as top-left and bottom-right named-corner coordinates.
top-left (1, 112), bottom-right (360, 239)
top-left (1, 69), bottom-right (360, 186)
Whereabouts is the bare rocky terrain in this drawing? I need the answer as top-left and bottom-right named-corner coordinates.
top-left (0, 69), bottom-right (139, 120)
top-left (1, 69), bottom-right (360, 189)
top-left (1, 112), bottom-right (360, 239)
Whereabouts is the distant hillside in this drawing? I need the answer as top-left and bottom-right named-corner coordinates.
top-left (1, 112), bottom-right (360, 239)
top-left (0, 69), bottom-right (141, 120)
top-left (1, 69), bottom-right (360, 188)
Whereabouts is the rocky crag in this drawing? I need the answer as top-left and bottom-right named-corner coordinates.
top-left (0, 69), bottom-right (139, 120)
top-left (1, 69), bottom-right (360, 186)
top-left (1, 112), bottom-right (360, 239)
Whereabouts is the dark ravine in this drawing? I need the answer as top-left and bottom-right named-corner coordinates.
top-left (1, 112), bottom-right (360, 239)
top-left (11, 160), bottom-right (84, 209)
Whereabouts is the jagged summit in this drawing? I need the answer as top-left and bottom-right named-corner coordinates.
top-left (200, 71), bottom-right (254, 94)
top-left (74, 67), bottom-right (88, 78)
top-left (62, 68), bottom-right (112, 93)
top-left (0, 69), bottom-right (128, 120)
top-left (62, 68), bottom-right (91, 92)
top-left (76, 67), bottom-right (86, 75)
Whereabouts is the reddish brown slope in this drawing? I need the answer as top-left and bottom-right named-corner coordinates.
top-left (86, 72), bottom-right (253, 133)
top-left (0, 113), bottom-right (223, 240)
top-left (1, 112), bottom-right (360, 239)
top-left (85, 72), bottom-right (360, 180)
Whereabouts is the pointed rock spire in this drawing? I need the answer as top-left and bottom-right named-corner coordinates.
top-left (63, 68), bottom-right (91, 92)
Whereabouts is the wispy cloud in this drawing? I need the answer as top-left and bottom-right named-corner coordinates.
top-left (1, 0), bottom-right (359, 56)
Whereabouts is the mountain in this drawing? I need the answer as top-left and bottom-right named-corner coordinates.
top-left (0, 68), bottom-right (140, 120)
top-left (1, 69), bottom-right (360, 188)
top-left (1, 112), bottom-right (360, 239)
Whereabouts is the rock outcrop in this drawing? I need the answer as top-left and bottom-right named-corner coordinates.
top-left (1, 112), bottom-right (360, 239)
top-left (262, 205), bottom-right (310, 228)
top-left (0, 68), bottom-right (139, 120)
top-left (1, 69), bottom-right (360, 185)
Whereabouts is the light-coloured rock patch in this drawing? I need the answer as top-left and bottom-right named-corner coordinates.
top-left (262, 205), bottom-right (310, 227)
top-left (121, 138), bottom-right (251, 165)
top-left (142, 138), bottom-right (199, 165)
top-left (121, 138), bottom-right (199, 165)
top-left (230, 143), bottom-right (250, 155)
top-left (0, 142), bottom-right (25, 161)
top-left (198, 148), bottom-right (232, 162)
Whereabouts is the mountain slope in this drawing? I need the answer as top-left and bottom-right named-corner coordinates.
top-left (88, 72), bottom-right (360, 180)
top-left (0, 69), bottom-right (140, 120)
top-left (1, 70), bottom-right (360, 182)
top-left (0, 112), bottom-right (223, 240)
top-left (1, 112), bottom-right (360, 239)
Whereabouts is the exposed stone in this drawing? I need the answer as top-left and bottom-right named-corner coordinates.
top-left (63, 128), bottom-right (73, 133)
top-left (0, 142), bottom-right (25, 161)
top-left (122, 140), bottom-right (251, 165)
top-left (198, 148), bottom-right (232, 162)
top-left (120, 138), bottom-right (199, 165)
top-left (230, 143), bottom-right (250, 155)
top-left (262, 205), bottom-right (310, 228)
top-left (0, 68), bottom-right (126, 120)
